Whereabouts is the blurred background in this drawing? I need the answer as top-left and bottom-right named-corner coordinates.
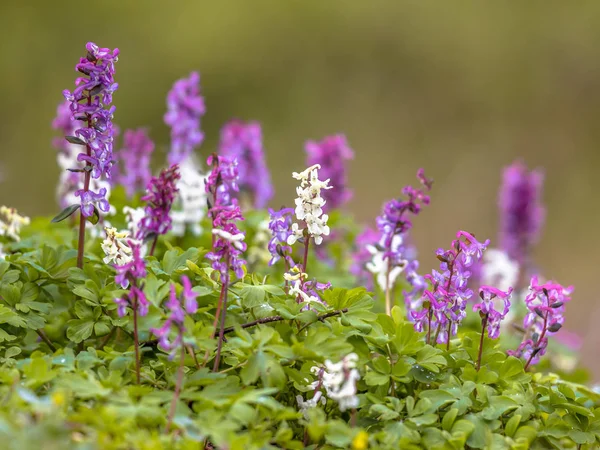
top-left (1, 1), bottom-right (599, 376)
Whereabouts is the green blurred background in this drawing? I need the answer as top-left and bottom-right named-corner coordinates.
top-left (1, 1), bottom-right (599, 376)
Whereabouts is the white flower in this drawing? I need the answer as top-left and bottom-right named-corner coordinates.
top-left (0, 244), bottom-right (5, 260)
top-left (314, 353), bottom-right (360, 412)
top-left (212, 228), bottom-right (246, 250)
top-left (172, 157), bottom-right (207, 237)
top-left (0, 206), bottom-right (30, 242)
top-left (288, 279), bottom-right (320, 305)
top-left (365, 241), bottom-right (407, 291)
top-left (123, 206), bottom-right (145, 238)
top-left (101, 227), bottom-right (134, 266)
top-left (481, 249), bottom-right (519, 292)
top-left (296, 391), bottom-right (326, 419)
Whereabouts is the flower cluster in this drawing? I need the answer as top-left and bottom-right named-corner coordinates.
top-left (101, 227), bottom-right (134, 266)
top-left (206, 206), bottom-right (247, 279)
top-left (267, 207), bottom-right (295, 267)
top-left (62, 42), bottom-right (119, 217)
top-left (205, 154), bottom-right (239, 209)
top-left (410, 231), bottom-right (489, 344)
top-left (0, 206), bottom-right (30, 242)
top-left (150, 276), bottom-right (199, 358)
top-left (171, 157), bottom-right (208, 237)
top-left (288, 164), bottom-right (332, 246)
top-left (115, 128), bottom-right (154, 198)
top-left (309, 353), bottom-right (360, 412)
top-left (473, 286), bottom-right (513, 339)
top-left (499, 161), bottom-right (545, 267)
top-left (137, 165), bottom-right (180, 243)
top-left (114, 243), bottom-right (148, 316)
top-left (508, 276), bottom-right (572, 368)
top-left (164, 72), bottom-right (205, 165)
top-left (305, 134), bottom-right (353, 211)
top-left (219, 120), bottom-right (273, 208)
top-left (284, 269), bottom-right (330, 306)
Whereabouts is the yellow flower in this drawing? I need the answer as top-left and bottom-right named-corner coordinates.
top-left (51, 391), bottom-right (66, 407)
top-left (352, 431), bottom-right (369, 450)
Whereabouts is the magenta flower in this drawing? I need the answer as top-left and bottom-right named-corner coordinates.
top-left (62, 42), bottom-right (119, 217)
top-left (137, 165), bottom-right (180, 241)
top-left (206, 205), bottom-right (247, 279)
top-left (205, 154), bottom-right (239, 209)
top-left (219, 120), bottom-right (273, 208)
top-left (267, 207), bottom-right (295, 267)
top-left (474, 286), bottom-right (513, 339)
top-left (114, 243), bottom-right (148, 316)
top-left (164, 72), bottom-right (205, 165)
top-left (305, 134), bottom-right (354, 211)
top-left (499, 161), bottom-right (545, 266)
top-left (115, 128), bottom-right (154, 198)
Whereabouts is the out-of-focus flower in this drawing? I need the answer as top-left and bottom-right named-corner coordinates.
top-left (113, 243), bottom-right (148, 316)
top-left (0, 206), bottom-right (30, 242)
top-left (267, 207), bottom-right (295, 267)
top-left (137, 165), bottom-right (180, 242)
top-left (480, 249), bottom-right (519, 292)
top-left (311, 353), bottom-right (360, 412)
top-left (115, 128), bottom-right (154, 198)
top-left (473, 286), bottom-right (513, 339)
top-left (206, 205), bottom-right (247, 279)
top-left (205, 154), bottom-right (239, 209)
top-left (171, 157), bottom-right (207, 237)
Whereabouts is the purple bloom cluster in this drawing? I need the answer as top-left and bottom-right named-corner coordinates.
top-left (115, 128), bottom-right (155, 198)
top-left (137, 165), bottom-right (180, 241)
top-left (114, 243), bottom-right (149, 317)
top-left (52, 100), bottom-right (76, 154)
top-left (410, 231), bottom-right (489, 344)
top-left (62, 42), bottom-right (119, 217)
top-left (150, 276), bottom-right (199, 357)
top-left (219, 120), bottom-right (273, 208)
top-left (508, 276), bottom-right (573, 367)
top-left (473, 286), bottom-right (513, 339)
top-left (267, 207), bottom-right (295, 267)
top-left (305, 135), bottom-right (354, 211)
top-left (205, 154), bottom-right (239, 209)
top-left (499, 161), bottom-right (545, 266)
top-left (164, 72), bottom-right (205, 165)
top-left (206, 206), bottom-right (247, 279)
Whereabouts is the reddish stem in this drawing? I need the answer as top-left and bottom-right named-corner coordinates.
top-left (149, 236), bottom-right (158, 257)
top-left (133, 300), bottom-right (141, 384)
top-left (212, 252), bottom-right (231, 372)
top-left (76, 96), bottom-right (93, 269)
top-left (165, 345), bottom-right (186, 433)
top-left (476, 314), bottom-right (488, 371)
top-left (302, 235), bottom-right (310, 274)
top-left (524, 309), bottom-right (549, 371)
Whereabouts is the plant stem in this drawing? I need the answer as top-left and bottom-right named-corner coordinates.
top-left (384, 261), bottom-right (392, 316)
top-left (446, 321), bottom-right (451, 351)
top-left (76, 95), bottom-right (93, 269)
top-left (426, 307), bottom-right (432, 345)
top-left (302, 235), bottom-right (310, 274)
top-left (165, 345), bottom-right (186, 433)
top-left (475, 314), bottom-right (488, 371)
top-left (35, 329), bottom-right (56, 352)
top-left (97, 327), bottom-right (116, 350)
top-left (149, 236), bottom-right (158, 257)
top-left (524, 309), bottom-right (549, 371)
top-left (212, 252), bottom-right (230, 372)
top-left (133, 303), bottom-right (141, 384)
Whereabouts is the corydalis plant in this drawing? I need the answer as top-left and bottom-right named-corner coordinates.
top-left (60, 42), bottom-right (119, 268)
top-left (205, 154), bottom-right (239, 210)
top-left (474, 286), bottom-right (513, 371)
top-left (164, 72), bottom-right (205, 165)
top-left (219, 120), bottom-right (273, 208)
top-left (305, 134), bottom-right (354, 211)
top-left (114, 128), bottom-right (154, 198)
top-left (267, 207), bottom-right (295, 268)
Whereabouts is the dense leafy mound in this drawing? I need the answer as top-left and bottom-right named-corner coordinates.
top-left (0, 201), bottom-right (597, 450)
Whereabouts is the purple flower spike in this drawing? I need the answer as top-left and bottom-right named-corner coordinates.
top-left (267, 207), bottom-right (295, 267)
top-left (207, 205), bottom-right (247, 279)
top-left (75, 188), bottom-right (110, 217)
top-left (137, 165), bottom-right (180, 241)
top-left (474, 286), bottom-right (513, 339)
top-left (205, 154), bottom-right (239, 209)
top-left (305, 134), bottom-right (354, 211)
top-left (164, 72), bottom-right (205, 165)
top-left (115, 128), bottom-right (154, 198)
top-left (219, 120), bottom-right (273, 208)
top-left (499, 161), bottom-right (545, 266)
top-left (181, 275), bottom-right (199, 314)
top-left (113, 243), bottom-right (148, 316)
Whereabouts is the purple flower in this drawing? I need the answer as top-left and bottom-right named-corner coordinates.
top-left (509, 276), bottom-right (573, 367)
top-left (113, 243), bottom-right (148, 316)
top-left (137, 165), bottom-right (180, 241)
top-left (499, 161), bottom-right (545, 266)
top-left (205, 154), bottom-right (239, 209)
top-left (206, 205), bottom-right (247, 279)
top-left (115, 128), bottom-right (154, 198)
top-left (164, 72), bottom-right (205, 165)
top-left (219, 120), bottom-right (273, 208)
top-left (52, 100), bottom-right (76, 154)
top-left (474, 286), bottom-right (513, 339)
top-left (305, 135), bottom-right (353, 211)
top-left (150, 276), bottom-right (198, 358)
top-left (75, 188), bottom-right (110, 217)
top-left (62, 42), bottom-right (118, 216)
top-left (267, 207), bottom-right (295, 267)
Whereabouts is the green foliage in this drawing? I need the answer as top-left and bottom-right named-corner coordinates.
top-left (0, 208), bottom-right (597, 449)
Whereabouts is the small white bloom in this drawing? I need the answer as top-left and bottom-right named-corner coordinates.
top-left (365, 244), bottom-right (407, 291)
top-left (288, 279), bottom-right (320, 304)
top-left (172, 157), bottom-right (207, 237)
top-left (315, 353), bottom-right (360, 412)
top-left (248, 218), bottom-right (271, 265)
top-left (123, 206), bottom-right (145, 238)
top-left (101, 227), bottom-right (134, 266)
top-left (212, 228), bottom-right (246, 250)
top-left (0, 206), bottom-right (30, 242)
top-left (481, 248), bottom-right (519, 292)
top-left (296, 391), bottom-right (326, 419)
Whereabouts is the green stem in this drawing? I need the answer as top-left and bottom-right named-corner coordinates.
top-left (165, 345), bottom-right (186, 433)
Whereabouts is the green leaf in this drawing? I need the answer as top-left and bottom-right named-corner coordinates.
top-left (408, 413), bottom-right (438, 426)
top-left (369, 404), bottom-right (400, 421)
top-left (504, 414), bottom-right (521, 437)
top-left (365, 370), bottom-right (390, 386)
top-left (51, 204), bottom-right (80, 223)
top-left (94, 321), bottom-right (111, 337)
top-left (66, 319), bottom-right (95, 343)
top-left (513, 425), bottom-right (537, 444)
top-left (442, 408), bottom-right (459, 431)
top-left (392, 322), bottom-right (425, 356)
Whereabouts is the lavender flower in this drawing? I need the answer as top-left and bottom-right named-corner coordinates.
top-left (305, 134), bottom-right (354, 211)
top-left (219, 120), bottom-right (273, 208)
top-left (114, 243), bottom-right (148, 316)
top-left (137, 165), bottom-right (180, 242)
top-left (164, 72), bottom-right (205, 165)
top-left (508, 276), bottom-right (573, 368)
top-left (473, 286), bottom-right (513, 339)
top-left (267, 207), bottom-right (295, 267)
top-left (205, 155), bottom-right (239, 209)
top-left (115, 128), bottom-right (154, 198)
top-left (206, 205), bottom-right (247, 279)
top-left (62, 42), bottom-right (119, 217)
top-left (499, 161), bottom-right (545, 266)
top-left (150, 276), bottom-right (199, 357)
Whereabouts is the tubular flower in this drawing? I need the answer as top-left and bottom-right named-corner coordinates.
top-left (101, 227), bottom-right (134, 266)
top-left (305, 134), bottom-right (353, 211)
top-left (410, 231), bottom-right (490, 344)
top-left (164, 72), bottom-right (205, 165)
top-left (206, 205), bottom-right (247, 279)
top-left (288, 164), bottom-right (332, 246)
top-left (499, 161), bottom-right (545, 266)
top-left (310, 353), bottom-right (360, 412)
top-left (150, 276), bottom-right (199, 358)
top-left (284, 268), bottom-right (330, 307)
top-left (205, 154), bottom-right (239, 209)
top-left (267, 207), bottom-right (295, 267)
top-left (113, 243), bottom-right (148, 316)
top-left (473, 286), bottom-right (513, 339)
top-left (171, 156), bottom-right (208, 237)
top-left (137, 165), bottom-right (180, 241)
top-left (115, 128), bottom-right (154, 198)
top-left (218, 120), bottom-right (273, 208)
top-left (508, 276), bottom-right (573, 368)
top-left (62, 42), bottom-right (119, 217)
top-left (0, 206), bottom-right (30, 242)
